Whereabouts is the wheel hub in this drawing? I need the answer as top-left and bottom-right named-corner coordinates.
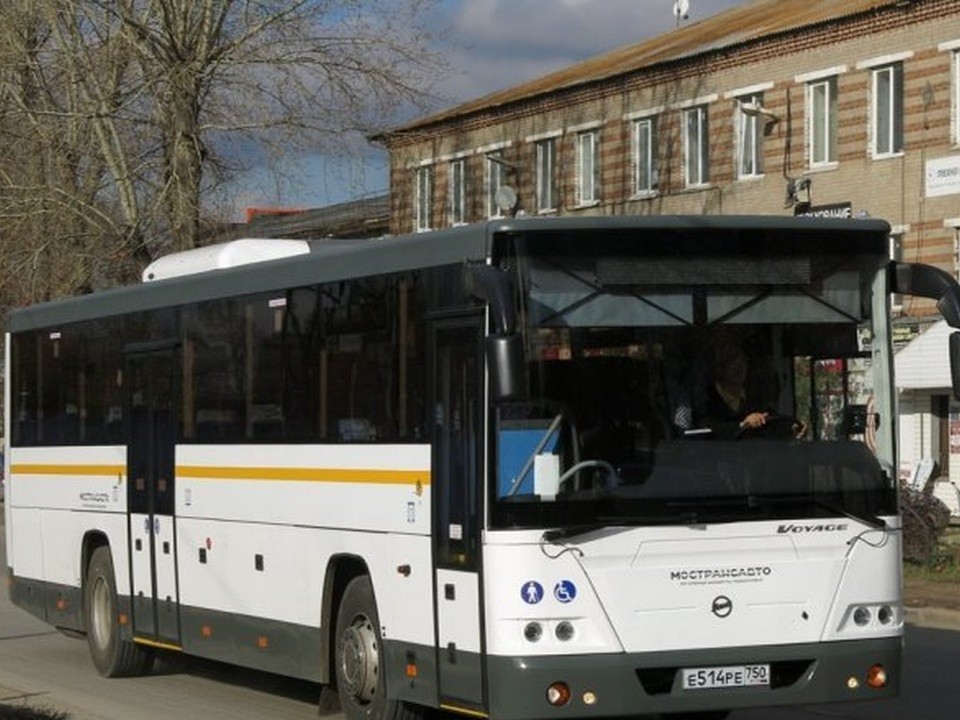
top-left (340, 614), bottom-right (379, 704)
top-left (90, 576), bottom-right (112, 650)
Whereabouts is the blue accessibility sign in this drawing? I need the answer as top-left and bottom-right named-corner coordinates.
top-left (521, 581), bottom-right (544, 605)
top-left (554, 580), bottom-right (577, 603)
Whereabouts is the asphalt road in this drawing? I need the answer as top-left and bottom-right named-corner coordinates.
top-left (2, 510), bottom-right (959, 720)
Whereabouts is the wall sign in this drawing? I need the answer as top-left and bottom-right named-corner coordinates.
top-left (926, 155), bottom-right (960, 197)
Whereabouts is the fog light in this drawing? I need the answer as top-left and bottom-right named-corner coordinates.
top-left (847, 676), bottom-right (860, 690)
top-left (524, 622), bottom-right (543, 642)
top-left (878, 605), bottom-right (895, 625)
top-left (866, 664), bottom-right (887, 689)
top-left (555, 621), bottom-right (575, 642)
top-left (582, 690), bottom-right (598, 705)
top-left (853, 606), bottom-right (871, 627)
top-left (546, 682), bottom-right (571, 706)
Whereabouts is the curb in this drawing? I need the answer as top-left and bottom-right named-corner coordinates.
top-left (905, 605), bottom-right (960, 631)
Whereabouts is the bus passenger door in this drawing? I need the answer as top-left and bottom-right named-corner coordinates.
top-left (126, 349), bottom-right (180, 648)
top-left (430, 316), bottom-right (486, 714)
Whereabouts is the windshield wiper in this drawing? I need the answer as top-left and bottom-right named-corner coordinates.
top-left (541, 513), bottom-right (706, 543)
top-left (752, 494), bottom-right (886, 530)
top-left (666, 495), bottom-right (887, 530)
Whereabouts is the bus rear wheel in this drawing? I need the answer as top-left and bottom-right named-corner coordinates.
top-left (335, 575), bottom-right (422, 720)
top-left (84, 546), bottom-right (153, 677)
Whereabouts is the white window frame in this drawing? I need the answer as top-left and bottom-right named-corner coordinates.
top-left (576, 130), bottom-right (600, 206)
top-left (735, 93), bottom-right (764, 179)
top-left (807, 77), bottom-right (838, 167)
top-left (485, 151), bottom-right (506, 219)
top-left (415, 165), bottom-right (433, 232)
top-left (448, 158), bottom-right (467, 226)
top-left (684, 105), bottom-right (710, 187)
top-left (936, 42), bottom-right (960, 146)
top-left (535, 138), bottom-right (557, 213)
top-left (871, 63), bottom-right (904, 158)
top-left (632, 116), bottom-right (659, 195)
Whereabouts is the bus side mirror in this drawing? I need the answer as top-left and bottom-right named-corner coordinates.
top-left (950, 333), bottom-right (960, 402)
top-left (891, 262), bottom-right (960, 328)
top-left (488, 334), bottom-right (526, 402)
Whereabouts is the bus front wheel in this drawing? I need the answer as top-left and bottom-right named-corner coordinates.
top-left (84, 546), bottom-right (153, 677)
top-left (335, 575), bottom-right (421, 720)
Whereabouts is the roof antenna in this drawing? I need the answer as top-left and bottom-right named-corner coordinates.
top-left (673, 0), bottom-right (690, 26)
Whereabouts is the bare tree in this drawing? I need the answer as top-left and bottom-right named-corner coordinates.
top-left (0, 0), bottom-right (441, 310)
top-left (0, 1), bottom-right (141, 308)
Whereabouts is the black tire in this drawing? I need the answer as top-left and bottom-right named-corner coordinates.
top-left (84, 546), bottom-right (153, 677)
top-left (335, 575), bottom-right (422, 720)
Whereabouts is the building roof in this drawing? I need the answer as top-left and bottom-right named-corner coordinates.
top-left (381, 0), bottom-right (905, 138)
top-left (211, 194), bottom-right (389, 243)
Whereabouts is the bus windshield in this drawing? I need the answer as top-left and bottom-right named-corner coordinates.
top-left (491, 227), bottom-right (897, 530)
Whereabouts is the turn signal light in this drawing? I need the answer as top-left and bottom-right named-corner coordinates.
top-left (866, 664), bottom-right (887, 689)
top-left (546, 682), bottom-right (571, 706)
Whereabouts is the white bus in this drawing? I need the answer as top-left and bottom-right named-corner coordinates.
top-left (5, 216), bottom-right (960, 720)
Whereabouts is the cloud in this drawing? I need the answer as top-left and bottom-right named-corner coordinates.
top-left (432, 0), bottom-right (742, 104)
top-left (228, 0), bottom-right (744, 211)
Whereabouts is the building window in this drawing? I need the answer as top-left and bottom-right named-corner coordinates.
top-left (633, 117), bottom-right (659, 194)
top-left (684, 105), bottom-right (709, 186)
top-left (872, 63), bottom-right (904, 157)
top-left (954, 51), bottom-right (960, 145)
top-left (486, 151), bottom-right (506, 218)
top-left (736, 94), bottom-right (764, 178)
top-left (577, 130), bottom-right (600, 205)
top-left (415, 165), bottom-right (433, 232)
top-left (955, 228), bottom-right (960, 280)
top-left (890, 231), bottom-right (904, 312)
top-left (808, 77), bottom-right (838, 166)
top-left (535, 138), bottom-right (557, 213)
top-left (449, 158), bottom-right (467, 226)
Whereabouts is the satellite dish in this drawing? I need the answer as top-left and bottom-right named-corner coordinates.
top-left (673, 0), bottom-right (690, 20)
top-left (495, 185), bottom-right (518, 213)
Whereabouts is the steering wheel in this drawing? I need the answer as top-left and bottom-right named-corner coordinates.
top-left (558, 459), bottom-right (619, 493)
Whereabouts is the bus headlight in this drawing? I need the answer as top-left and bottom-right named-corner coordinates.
top-left (524, 622), bottom-right (543, 642)
top-left (843, 603), bottom-right (900, 632)
top-left (555, 621), bottom-right (575, 642)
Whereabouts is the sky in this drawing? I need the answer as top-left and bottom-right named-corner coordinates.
top-left (222, 0), bottom-right (744, 219)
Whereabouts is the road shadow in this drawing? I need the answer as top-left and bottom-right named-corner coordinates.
top-left (0, 703), bottom-right (69, 720)
top-left (151, 651), bottom-right (321, 705)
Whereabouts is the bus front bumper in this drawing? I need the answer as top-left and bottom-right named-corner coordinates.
top-left (486, 636), bottom-right (900, 719)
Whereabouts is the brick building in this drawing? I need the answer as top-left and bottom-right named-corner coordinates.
top-left (377, 0), bottom-right (960, 299)
top-left (375, 0), bottom-right (960, 491)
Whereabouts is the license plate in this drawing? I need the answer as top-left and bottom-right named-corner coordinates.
top-left (681, 663), bottom-right (770, 690)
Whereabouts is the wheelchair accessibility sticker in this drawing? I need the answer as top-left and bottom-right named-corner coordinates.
top-left (554, 580), bottom-right (577, 603)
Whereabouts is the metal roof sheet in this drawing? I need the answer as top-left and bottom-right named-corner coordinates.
top-left (384, 0), bottom-right (901, 136)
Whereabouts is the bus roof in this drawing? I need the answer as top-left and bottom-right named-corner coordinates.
top-left (6, 215), bottom-right (891, 333)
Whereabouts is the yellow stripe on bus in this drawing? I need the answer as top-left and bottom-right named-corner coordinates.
top-left (133, 637), bottom-right (183, 652)
top-left (177, 465), bottom-right (430, 485)
top-left (439, 704), bottom-right (489, 718)
top-left (11, 464), bottom-right (124, 476)
top-left (11, 462), bottom-right (430, 486)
